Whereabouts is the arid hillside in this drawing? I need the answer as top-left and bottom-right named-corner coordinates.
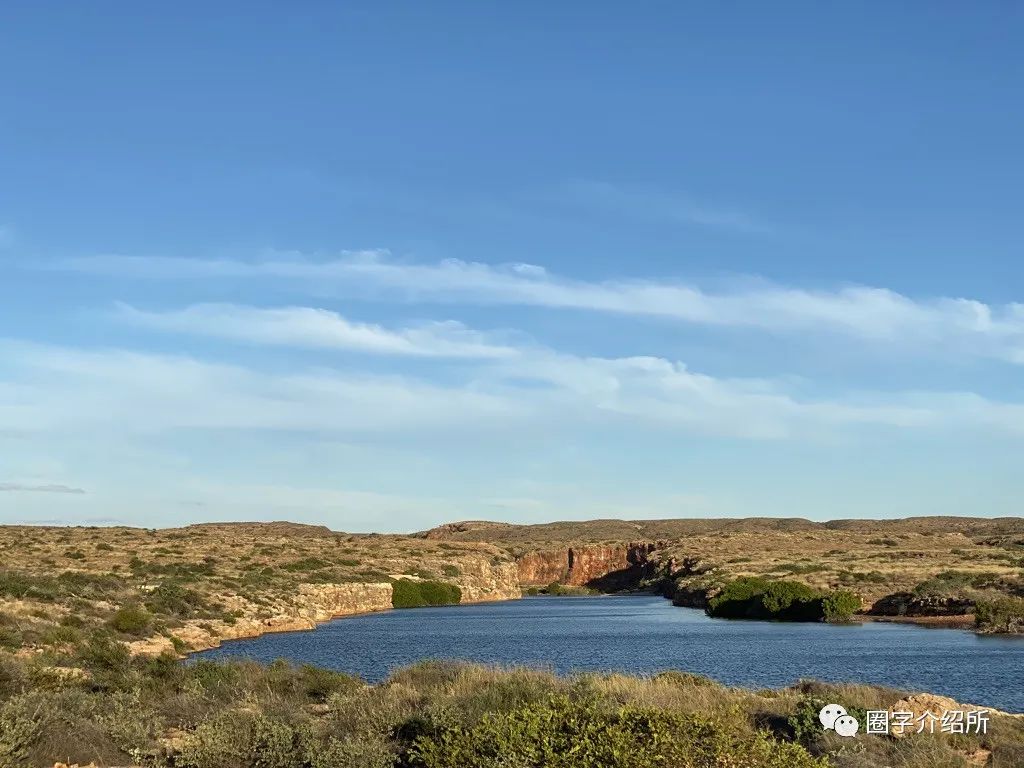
top-left (424, 516), bottom-right (1024, 614)
top-left (2, 515), bottom-right (1023, 665)
top-left (0, 521), bottom-right (519, 657)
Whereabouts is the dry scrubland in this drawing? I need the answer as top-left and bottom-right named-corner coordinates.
top-left (0, 655), bottom-right (1021, 768)
top-left (431, 516), bottom-right (1024, 618)
top-left (0, 522), bottom-right (519, 657)
top-left (1, 517), bottom-right (1024, 767)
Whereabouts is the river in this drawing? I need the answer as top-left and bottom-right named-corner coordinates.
top-left (195, 594), bottom-right (1024, 712)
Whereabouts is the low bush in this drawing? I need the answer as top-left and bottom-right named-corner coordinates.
top-left (707, 577), bottom-right (858, 623)
top-left (176, 709), bottom-right (301, 768)
top-left (108, 604), bottom-right (152, 635)
top-left (78, 631), bottom-right (132, 672)
top-left (144, 582), bottom-right (219, 619)
top-left (708, 577), bottom-right (819, 620)
top-left (975, 596), bottom-right (1024, 633)
top-left (0, 572), bottom-right (58, 601)
top-left (821, 590), bottom-right (860, 623)
top-left (391, 579), bottom-right (461, 609)
top-left (0, 626), bottom-right (22, 650)
top-left (409, 695), bottom-right (826, 768)
top-left (914, 570), bottom-right (975, 596)
top-left (779, 562), bottom-right (827, 575)
top-left (541, 581), bottom-right (594, 596)
top-left (280, 557), bottom-right (331, 573)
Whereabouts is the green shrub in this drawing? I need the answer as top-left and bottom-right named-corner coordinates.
top-left (0, 688), bottom-right (132, 766)
top-left (280, 557), bottom-right (331, 573)
top-left (975, 596), bottom-right (1024, 633)
top-left (0, 692), bottom-right (43, 765)
top-left (779, 562), bottom-right (827, 575)
top-left (304, 735), bottom-right (395, 768)
top-left (441, 564), bottom-right (461, 577)
top-left (707, 577), bottom-right (858, 623)
top-left (56, 570), bottom-right (122, 599)
top-left (708, 577), bottom-right (819, 620)
top-left (40, 624), bottom-right (82, 646)
top-left (391, 579), bottom-right (461, 609)
top-left (298, 663), bottom-right (361, 702)
top-left (78, 631), bottom-right (132, 672)
top-left (0, 571), bottom-right (58, 601)
top-left (409, 696), bottom-right (825, 768)
top-left (188, 659), bottom-right (243, 692)
top-left (545, 581), bottom-right (568, 595)
top-left (652, 670), bottom-right (721, 688)
top-left (0, 625), bottom-right (22, 650)
top-left (177, 710), bottom-right (302, 768)
top-left (143, 582), bottom-right (216, 619)
top-left (787, 696), bottom-right (865, 746)
top-left (108, 604), bottom-right (152, 635)
top-left (821, 589), bottom-right (861, 623)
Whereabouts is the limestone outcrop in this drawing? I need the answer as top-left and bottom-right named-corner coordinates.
top-left (516, 542), bottom-right (661, 589)
top-left (129, 555), bottom-right (523, 657)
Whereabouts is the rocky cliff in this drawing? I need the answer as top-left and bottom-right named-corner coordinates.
top-left (451, 557), bottom-right (522, 602)
top-left (130, 556), bottom-right (523, 657)
top-left (516, 542), bottom-right (662, 590)
top-left (130, 581), bottom-right (395, 656)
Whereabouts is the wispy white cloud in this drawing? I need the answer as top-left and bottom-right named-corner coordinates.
top-left (2, 339), bottom-right (1023, 442)
top-left (117, 303), bottom-right (520, 359)
top-left (0, 340), bottom-right (522, 435)
top-left (0, 483), bottom-right (85, 494)
top-left (52, 252), bottom-right (1024, 362)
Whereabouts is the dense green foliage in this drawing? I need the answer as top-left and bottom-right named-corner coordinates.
top-left (107, 604), bottom-right (152, 635)
top-left (913, 569), bottom-right (1001, 597)
top-left (975, 596), bottom-right (1024, 633)
top-left (535, 581), bottom-right (595, 596)
top-left (391, 579), bottom-right (461, 609)
top-left (787, 696), bottom-right (867, 746)
top-left (706, 578), bottom-right (859, 623)
top-left (820, 590), bottom-right (860, 623)
top-left (410, 695), bottom-right (826, 768)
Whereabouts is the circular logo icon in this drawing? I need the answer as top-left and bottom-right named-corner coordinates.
top-left (819, 704), bottom-right (847, 729)
top-left (834, 714), bottom-right (860, 738)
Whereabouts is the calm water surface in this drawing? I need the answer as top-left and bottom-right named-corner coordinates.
top-left (196, 595), bottom-right (1024, 712)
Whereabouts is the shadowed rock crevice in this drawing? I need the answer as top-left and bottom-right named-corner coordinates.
top-left (516, 542), bottom-right (663, 592)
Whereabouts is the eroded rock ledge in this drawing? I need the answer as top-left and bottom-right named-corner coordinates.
top-left (516, 542), bottom-right (663, 590)
top-left (130, 558), bottom-right (523, 657)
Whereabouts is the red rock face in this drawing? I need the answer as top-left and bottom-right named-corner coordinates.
top-left (516, 542), bottom-right (660, 588)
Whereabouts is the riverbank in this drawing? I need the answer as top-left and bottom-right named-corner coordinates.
top-left (858, 613), bottom-right (977, 629)
top-left (133, 579), bottom-right (524, 657)
top-left (192, 593), bottom-right (1024, 716)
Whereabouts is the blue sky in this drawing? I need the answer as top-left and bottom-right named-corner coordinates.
top-left (2, 4), bottom-right (1023, 530)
